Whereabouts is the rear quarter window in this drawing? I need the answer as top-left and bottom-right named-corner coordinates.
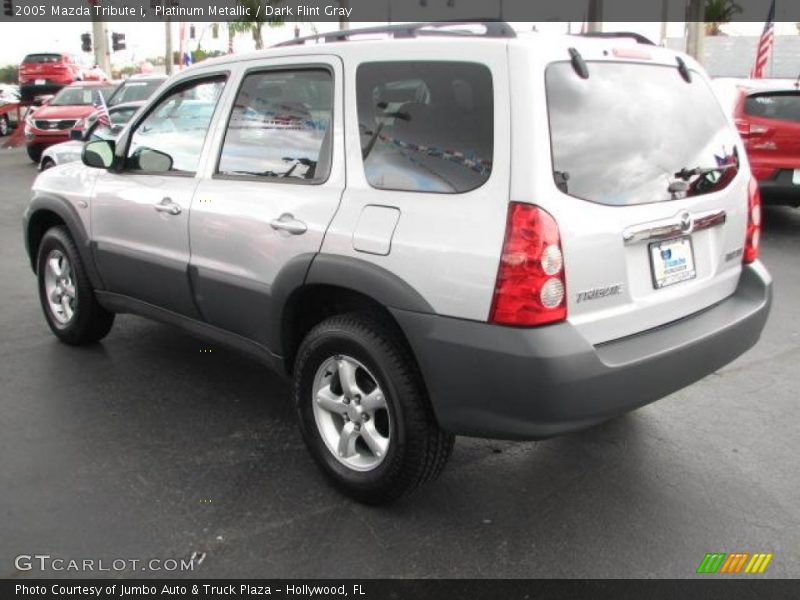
top-left (356, 61), bottom-right (493, 194)
top-left (546, 61), bottom-right (740, 206)
top-left (744, 92), bottom-right (800, 123)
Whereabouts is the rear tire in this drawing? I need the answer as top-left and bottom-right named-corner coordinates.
top-left (27, 144), bottom-right (43, 164)
top-left (36, 226), bottom-right (115, 345)
top-left (293, 313), bottom-right (454, 504)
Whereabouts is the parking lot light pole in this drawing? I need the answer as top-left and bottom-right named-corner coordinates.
top-left (685, 0), bottom-right (705, 63)
top-left (91, 12), bottom-right (111, 74)
top-left (165, 18), bottom-right (173, 75)
top-left (587, 0), bottom-right (603, 33)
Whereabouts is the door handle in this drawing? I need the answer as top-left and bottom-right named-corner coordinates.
top-left (269, 213), bottom-right (307, 235)
top-left (154, 197), bottom-right (182, 216)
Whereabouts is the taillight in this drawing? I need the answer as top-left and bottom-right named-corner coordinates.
top-left (744, 177), bottom-right (761, 264)
top-left (735, 119), bottom-right (769, 138)
top-left (489, 202), bottom-right (566, 326)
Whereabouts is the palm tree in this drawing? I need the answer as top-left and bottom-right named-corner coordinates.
top-left (704, 0), bottom-right (742, 36)
top-left (228, 0), bottom-right (284, 50)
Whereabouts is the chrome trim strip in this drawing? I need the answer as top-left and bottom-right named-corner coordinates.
top-left (623, 209), bottom-right (726, 244)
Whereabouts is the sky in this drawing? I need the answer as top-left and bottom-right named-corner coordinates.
top-left (0, 20), bottom-right (797, 68)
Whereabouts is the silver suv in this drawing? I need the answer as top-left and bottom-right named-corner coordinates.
top-left (23, 23), bottom-right (772, 504)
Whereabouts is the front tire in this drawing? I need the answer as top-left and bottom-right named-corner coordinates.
top-left (36, 226), bottom-right (115, 345)
top-left (27, 144), bottom-right (43, 164)
top-left (293, 313), bottom-right (454, 504)
top-left (40, 158), bottom-right (55, 170)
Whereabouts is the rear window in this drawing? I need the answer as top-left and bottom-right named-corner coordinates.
top-left (744, 92), bottom-right (800, 123)
top-left (356, 61), bottom-right (493, 194)
top-left (23, 54), bottom-right (62, 64)
top-left (546, 62), bottom-right (740, 206)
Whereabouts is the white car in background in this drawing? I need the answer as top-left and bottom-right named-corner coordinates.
top-left (39, 101), bottom-right (143, 170)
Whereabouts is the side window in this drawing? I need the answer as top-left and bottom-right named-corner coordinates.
top-left (356, 61), bottom-right (493, 194)
top-left (217, 68), bottom-right (333, 182)
top-left (126, 77), bottom-right (226, 174)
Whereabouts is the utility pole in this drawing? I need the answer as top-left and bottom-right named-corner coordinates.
top-left (587, 0), bottom-right (603, 33)
top-left (660, 0), bottom-right (669, 45)
top-left (685, 0), bottom-right (705, 63)
top-left (165, 18), bottom-right (173, 75)
top-left (91, 17), bottom-right (111, 75)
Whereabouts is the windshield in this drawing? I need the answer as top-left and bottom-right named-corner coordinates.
top-left (546, 61), bottom-right (740, 206)
top-left (108, 80), bottom-right (163, 106)
top-left (51, 86), bottom-right (116, 107)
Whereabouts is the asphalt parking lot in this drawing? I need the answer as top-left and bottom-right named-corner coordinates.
top-left (0, 145), bottom-right (798, 579)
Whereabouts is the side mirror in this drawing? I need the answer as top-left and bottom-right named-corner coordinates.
top-left (131, 147), bottom-right (173, 172)
top-left (69, 128), bottom-right (83, 141)
top-left (82, 139), bottom-right (116, 169)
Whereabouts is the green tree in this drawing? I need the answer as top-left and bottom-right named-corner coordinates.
top-left (228, 0), bottom-right (284, 50)
top-left (704, 0), bottom-right (743, 36)
top-left (0, 65), bottom-right (18, 84)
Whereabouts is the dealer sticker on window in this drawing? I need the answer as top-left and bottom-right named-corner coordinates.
top-left (650, 236), bottom-right (696, 289)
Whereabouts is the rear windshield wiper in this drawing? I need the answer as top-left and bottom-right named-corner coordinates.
top-left (674, 163), bottom-right (737, 181)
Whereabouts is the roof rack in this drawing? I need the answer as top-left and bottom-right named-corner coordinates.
top-left (274, 21), bottom-right (517, 47)
top-left (573, 31), bottom-right (656, 46)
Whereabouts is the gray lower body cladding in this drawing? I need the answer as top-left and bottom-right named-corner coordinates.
top-left (392, 262), bottom-right (772, 441)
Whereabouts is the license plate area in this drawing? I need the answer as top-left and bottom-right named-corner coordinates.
top-left (649, 236), bottom-right (696, 289)
top-left (35, 79), bottom-right (46, 85)
top-left (792, 169), bottom-right (800, 185)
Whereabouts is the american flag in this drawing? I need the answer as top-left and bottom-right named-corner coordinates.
top-left (749, 0), bottom-right (776, 79)
top-left (94, 91), bottom-right (111, 127)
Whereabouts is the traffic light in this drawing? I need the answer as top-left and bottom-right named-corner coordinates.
top-left (112, 32), bottom-right (126, 52)
top-left (3, 0), bottom-right (13, 17)
top-left (81, 33), bottom-right (92, 53)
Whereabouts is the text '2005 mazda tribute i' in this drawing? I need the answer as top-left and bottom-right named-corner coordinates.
top-left (23, 23), bottom-right (772, 504)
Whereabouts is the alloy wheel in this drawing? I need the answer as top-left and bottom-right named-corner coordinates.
top-left (312, 355), bottom-right (392, 472)
top-left (43, 249), bottom-right (77, 325)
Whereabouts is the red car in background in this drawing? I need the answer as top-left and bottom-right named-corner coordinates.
top-left (24, 81), bottom-right (117, 162)
top-left (733, 83), bottom-right (800, 206)
top-left (19, 53), bottom-right (107, 103)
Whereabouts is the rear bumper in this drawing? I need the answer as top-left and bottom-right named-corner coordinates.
top-left (756, 170), bottom-right (800, 206)
top-left (393, 262), bottom-right (772, 440)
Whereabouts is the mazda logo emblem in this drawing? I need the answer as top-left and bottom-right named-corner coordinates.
top-left (680, 212), bottom-right (692, 233)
